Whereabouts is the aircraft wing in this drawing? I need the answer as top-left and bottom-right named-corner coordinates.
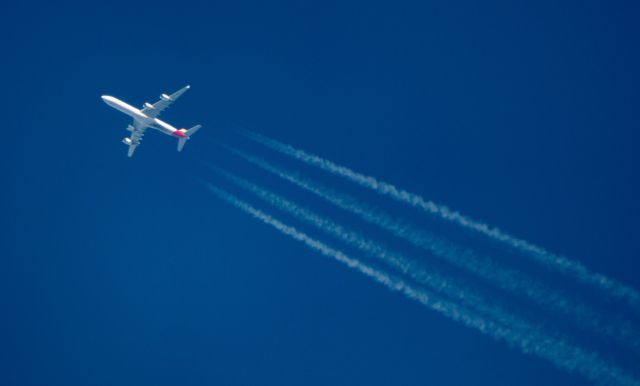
top-left (141, 85), bottom-right (190, 119)
top-left (125, 121), bottom-right (147, 157)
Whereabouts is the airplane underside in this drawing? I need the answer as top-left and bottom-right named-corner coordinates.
top-left (101, 85), bottom-right (201, 157)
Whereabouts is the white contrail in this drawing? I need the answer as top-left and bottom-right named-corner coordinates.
top-left (238, 130), bottom-right (640, 316)
top-left (211, 166), bottom-right (525, 321)
top-left (211, 165), bottom-right (621, 356)
top-left (201, 181), bottom-right (640, 386)
top-left (216, 143), bottom-right (640, 352)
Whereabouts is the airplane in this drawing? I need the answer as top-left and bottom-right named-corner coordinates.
top-left (101, 85), bottom-right (201, 157)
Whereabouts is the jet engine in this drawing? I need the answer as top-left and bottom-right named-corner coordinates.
top-left (122, 137), bottom-right (132, 146)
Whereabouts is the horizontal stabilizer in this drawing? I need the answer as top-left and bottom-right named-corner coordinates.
top-left (186, 124), bottom-right (201, 136)
top-left (176, 124), bottom-right (201, 152)
top-left (177, 138), bottom-right (188, 152)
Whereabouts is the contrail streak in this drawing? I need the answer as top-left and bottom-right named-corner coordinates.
top-left (211, 165), bottom-right (632, 357)
top-left (201, 181), bottom-right (640, 386)
top-left (211, 165), bottom-right (526, 321)
top-left (217, 142), bottom-right (640, 352)
top-left (239, 130), bottom-right (640, 315)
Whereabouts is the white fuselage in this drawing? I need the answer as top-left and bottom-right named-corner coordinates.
top-left (101, 95), bottom-right (180, 136)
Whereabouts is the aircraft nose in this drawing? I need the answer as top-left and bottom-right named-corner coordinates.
top-left (102, 95), bottom-right (117, 107)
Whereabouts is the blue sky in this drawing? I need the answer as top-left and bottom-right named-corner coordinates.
top-left (2, 1), bottom-right (640, 385)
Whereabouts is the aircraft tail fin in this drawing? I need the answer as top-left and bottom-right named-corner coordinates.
top-left (177, 124), bottom-right (202, 152)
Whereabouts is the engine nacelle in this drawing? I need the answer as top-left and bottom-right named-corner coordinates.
top-left (144, 102), bottom-right (154, 109)
top-left (122, 137), bottom-right (132, 146)
top-left (160, 93), bottom-right (172, 101)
